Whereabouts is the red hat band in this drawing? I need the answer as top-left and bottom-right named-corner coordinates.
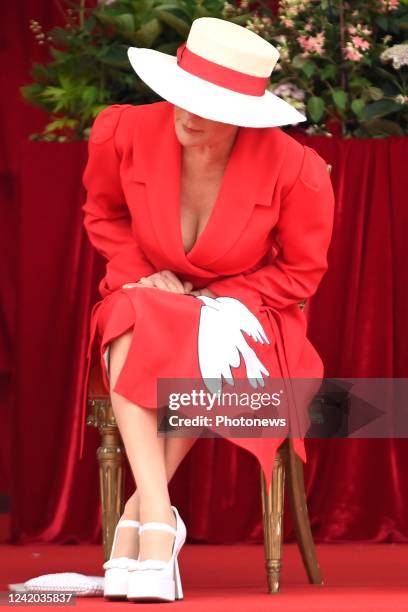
top-left (176, 42), bottom-right (269, 97)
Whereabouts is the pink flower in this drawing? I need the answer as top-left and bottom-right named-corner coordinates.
top-left (344, 44), bottom-right (363, 61)
top-left (379, 0), bottom-right (399, 11)
top-left (351, 35), bottom-right (370, 50)
top-left (297, 31), bottom-right (325, 55)
top-left (282, 18), bottom-right (294, 27)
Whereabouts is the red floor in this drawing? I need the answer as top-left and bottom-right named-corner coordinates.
top-left (1, 543), bottom-right (407, 610)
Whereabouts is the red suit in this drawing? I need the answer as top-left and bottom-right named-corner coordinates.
top-left (79, 101), bottom-right (335, 490)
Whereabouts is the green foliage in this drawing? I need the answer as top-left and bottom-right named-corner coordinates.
top-left (22, 0), bottom-right (408, 139)
top-left (22, 0), bottom-right (248, 140)
top-left (249, 0), bottom-right (408, 137)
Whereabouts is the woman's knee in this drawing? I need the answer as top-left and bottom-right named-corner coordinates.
top-left (108, 329), bottom-right (134, 390)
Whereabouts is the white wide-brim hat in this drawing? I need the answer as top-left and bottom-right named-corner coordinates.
top-left (127, 17), bottom-right (306, 128)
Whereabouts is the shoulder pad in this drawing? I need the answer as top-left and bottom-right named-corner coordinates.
top-left (90, 105), bottom-right (129, 144)
top-left (299, 145), bottom-right (329, 191)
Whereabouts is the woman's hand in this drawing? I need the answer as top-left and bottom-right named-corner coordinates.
top-left (122, 270), bottom-right (193, 294)
top-left (189, 288), bottom-right (217, 298)
top-left (122, 271), bottom-right (216, 297)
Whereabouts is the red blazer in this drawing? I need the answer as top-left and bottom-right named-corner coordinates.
top-left (82, 101), bottom-right (334, 304)
top-left (80, 101), bottom-right (335, 477)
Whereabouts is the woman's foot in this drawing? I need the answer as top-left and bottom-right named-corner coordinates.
top-left (127, 506), bottom-right (186, 602)
top-left (110, 490), bottom-right (140, 560)
top-left (103, 490), bottom-right (141, 599)
top-left (139, 501), bottom-right (177, 561)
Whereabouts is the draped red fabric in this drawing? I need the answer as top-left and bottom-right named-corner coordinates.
top-left (3, 0), bottom-right (408, 545)
top-left (1, 0), bottom-right (66, 501)
top-left (10, 134), bottom-right (408, 545)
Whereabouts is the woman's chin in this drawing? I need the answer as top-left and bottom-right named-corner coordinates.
top-left (178, 133), bottom-right (205, 147)
top-left (174, 123), bottom-right (206, 146)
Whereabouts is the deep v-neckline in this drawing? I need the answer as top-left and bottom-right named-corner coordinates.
top-left (175, 126), bottom-right (243, 259)
top-left (133, 101), bottom-right (287, 272)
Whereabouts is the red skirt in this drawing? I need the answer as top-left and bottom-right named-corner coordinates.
top-left (80, 286), bottom-right (323, 490)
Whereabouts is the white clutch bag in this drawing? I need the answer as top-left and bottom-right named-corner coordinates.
top-left (9, 573), bottom-right (104, 597)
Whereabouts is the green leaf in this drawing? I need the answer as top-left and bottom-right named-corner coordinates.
top-left (376, 15), bottom-right (389, 30)
top-left (58, 74), bottom-right (76, 91)
top-left (31, 63), bottom-right (54, 81)
top-left (361, 99), bottom-right (403, 121)
top-left (90, 104), bottom-right (109, 118)
top-left (155, 10), bottom-right (190, 37)
top-left (364, 118), bottom-right (404, 136)
top-left (398, 14), bottom-right (408, 27)
top-left (332, 89), bottom-right (347, 111)
top-left (228, 13), bottom-right (254, 25)
top-left (388, 19), bottom-right (401, 35)
top-left (366, 86), bottom-right (384, 101)
top-left (21, 83), bottom-right (45, 101)
top-left (292, 54), bottom-right (307, 69)
top-left (50, 47), bottom-right (70, 63)
top-left (156, 41), bottom-right (180, 54)
top-left (351, 98), bottom-right (365, 116)
top-left (349, 76), bottom-right (372, 88)
top-left (125, 18), bottom-right (162, 46)
top-left (40, 86), bottom-right (64, 101)
top-left (320, 64), bottom-right (337, 80)
top-left (307, 96), bottom-right (325, 122)
top-left (82, 86), bottom-right (99, 105)
top-left (45, 118), bottom-right (78, 132)
top-left (154, 3), bottom-right (184, 10)
top-left (115, 13), bottom-right (136, 32)
top-left (301, 60), bottom-right (317, 79)
top-left (373, 66), bottom-right (400, 87)
top-left (94, 12), bottom-right (120, 27)
top-left (97, 46), bottom-right (129, 68)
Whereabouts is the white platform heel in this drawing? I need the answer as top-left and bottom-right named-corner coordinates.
top-left (102, 518), bottom-right (140, 599)
top-left (127, 505), bottom-right (187, 602)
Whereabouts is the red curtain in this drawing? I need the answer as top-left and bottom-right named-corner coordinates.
top-left (10, 134), bottom-right (408, 545)
top-left (1, 0), bottom-right (65, 500)
top-left (3, 0), bottom-right (408, 544)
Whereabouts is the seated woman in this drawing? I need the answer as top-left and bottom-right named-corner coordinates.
top-left (80, 16), bottom-right (335, 604)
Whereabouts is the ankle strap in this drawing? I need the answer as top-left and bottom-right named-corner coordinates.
top-left (117, 519), bottom-right (140, 529)
top-left (139, 521), bottom-right (176, 536)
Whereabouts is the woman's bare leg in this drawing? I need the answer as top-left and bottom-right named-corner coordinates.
top-left (165, 436), bottom-right (198, 481)
top-left (107, 330), bottom-right (198, 562)
top-left (122, 433), bottom-right (197, 518)
top-left (118, 436), bottom-right (197, 558)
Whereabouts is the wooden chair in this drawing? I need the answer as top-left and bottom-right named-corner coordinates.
top-left (259, 438), bottom-right (323, 593)
top-left (86, 389), bottom-right (323, 594)
top-left (258, 162), bottom-right (332, 591)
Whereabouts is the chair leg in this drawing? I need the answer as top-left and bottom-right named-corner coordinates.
top-left (97, 424), bottom-right (126, 561)
top-left (260, 448), bottom-right (286, 594)
top-left (286, 438), bottom-right (323, 585)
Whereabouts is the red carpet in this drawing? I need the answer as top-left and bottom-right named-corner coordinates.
top-left (1, 543), bottom-right (407, 610)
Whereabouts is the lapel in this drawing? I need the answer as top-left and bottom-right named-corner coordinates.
top-left (132, 101), bottom-right (289, 271)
